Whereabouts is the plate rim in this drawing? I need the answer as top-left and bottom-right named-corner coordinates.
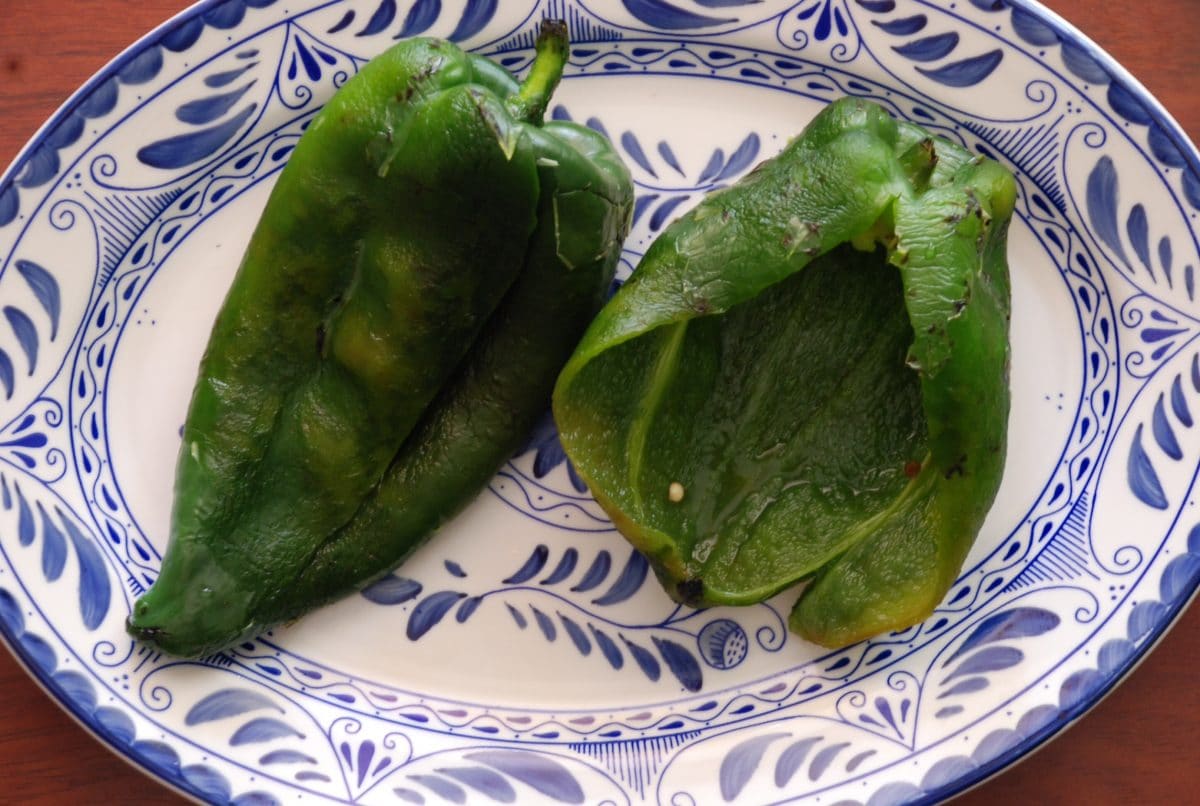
top-left (1, 0), bottom-right (1198, 803)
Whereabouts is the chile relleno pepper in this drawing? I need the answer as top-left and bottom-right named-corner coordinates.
top-left (127, 22), bottom-right (633, 657)
top-left (552, 97), bottom-right (1015, 648)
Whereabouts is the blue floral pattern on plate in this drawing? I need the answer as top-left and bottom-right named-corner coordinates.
top-left (1, 0), bottom-right (1199, 803)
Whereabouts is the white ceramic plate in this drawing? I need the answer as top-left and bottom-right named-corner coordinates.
top-left (2, 1), bottom-right (1198, 803)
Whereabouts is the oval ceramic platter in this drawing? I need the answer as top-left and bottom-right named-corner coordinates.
top-left (1, 0), bottom-right (1198, 803)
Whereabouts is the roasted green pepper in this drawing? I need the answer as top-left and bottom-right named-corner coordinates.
top-left (127, 22), bottom-right (633, 657)
top-left (553, 97), bottom-right (1015, 648)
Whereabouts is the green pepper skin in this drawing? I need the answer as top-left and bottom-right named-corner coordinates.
top-left (552, 97), bottom-right (1016, 648)
top-left (128, 24), bottom-right (632, 657)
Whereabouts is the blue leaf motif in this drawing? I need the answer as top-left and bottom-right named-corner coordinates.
top-left (456, 596), bottom-right (482, 623)
top-left (1126, 204), bottom-right (1152, 277)
top-left (0, 351), bottom-right (12, 399)
top-left (504, 544), bottom-right (549, 584)
top-left (61, 516), bottom-right (112, 629)
top-left (774, 736), bottom-right (822, 787)
top-left (916, 50), bottom-right (1003, 87)
top-left (620, 131), bottom-right (657, 177)
top-left (356, 0), bottom-right (396, 36)
top-left (408, 774), bottom-right (465, 802)
top-left (361, 574), bottom-right (422, 605)
top-left (1128, 423), bottom-right (1169, 509)
top-left (176, 83), bottom-right (256, 125)
top-left (873, 14), bottom-right (926, 35)
top-left (658, 141), bottom-right (685, 176)
top-left (230, 717), bottom-right (305, 745)
top-left (1172, 375), bottom-right (1192, 426)
top-left (944, 646), bottom-right (1023, 682)
top-left (698, 148), bottom-right (725, 185)
top-left (5, 307), bottom-right (38, 375)
top-left (652, 636), bottom-right (703, 691)
top-left (186, 689), bottom-right (282, 726)
top-left (559, 614), bottom-right (591, 655)
top-left (541, 548), bottom-right (577, 585)
top-left (720, 732), bottom-right (790, 800)
top-left (466, 750), bottom-right (585, 804)
top-left (506, 603), bottom-right (527, 629)
top-left (944, 607), bottom-right (1060, 665)
top-left (532, 606), bottom-right (556, 641)
top-left (448, 0), bottom-right (498, 41)
top-left (137, 104), bottom-right (257, 170)
top-left (649, 195), bottom-right (690, 231)
top-left (1153, 393), bottom-right (1183, 460)
top-left (940, 676), bottom-right (989, 697)
top-left (632, 193), bottom-right (660, 226)
top-left (15, 261), bottom-right (60, 340)
top-left (532, 437), bottom-right (566, 477)
top-left (437, 766), bottom-right (517, 802)
top-left (592, 549), bottom-right (649, 605)
top-left (397, 0), bottom-right (439, 38)
top-left (623, 636), bottom-right (661, 681)
top-left (205, 63), bottom-right (256, 88)
top-left (716, 133), bottom-right (760, 181)
top-left (259, 749), bottom-right (318, 765)
top-left (621, 0), bottom-right (736, 30)
top-left (809, 742), bottom-right (850, 780)
top-left (39, 504), bottom-right (67, 581)
top-left (293, 38), bottom-right (322, 82)
top-left (571, 551), bottom-right (611, 593)
top-left (16, 485), bottom-right (33, 546)
top-left (1086, 156), bottom-right (1129, 265)
top-left (893, 32), bottom-right (960, 62)
top-left (590, 625), bottom-right (624, 669)
top-left (327, 9), bottom-right (356, 33)
top-left (408, 591), bottom-right (466, 640)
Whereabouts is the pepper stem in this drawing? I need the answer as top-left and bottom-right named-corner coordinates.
top-left (508, 19), bottom-right (569, 125)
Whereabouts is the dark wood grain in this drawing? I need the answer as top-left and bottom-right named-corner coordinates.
top-left (0, 1), bottom-right (1197, 803)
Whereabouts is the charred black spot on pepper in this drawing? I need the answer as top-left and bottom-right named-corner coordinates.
top-left (944, 454), bottom-right (968, 479)
top-left (677, 578), bottom-right (704, 604)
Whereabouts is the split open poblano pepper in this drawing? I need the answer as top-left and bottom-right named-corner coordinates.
top-left (127, 22), bottom-right (633, 657)
top-left (553, 97), bottom-right (1016, 648)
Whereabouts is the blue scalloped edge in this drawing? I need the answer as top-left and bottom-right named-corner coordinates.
top-left (0, 585), bottom-right (280, 805)
top-left (855, 522), bottom-right (1200, 806)
top-left (0, 0), bottom-right (280, 228)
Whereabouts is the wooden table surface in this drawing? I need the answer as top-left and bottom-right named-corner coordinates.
top-left (1, 1), bottom-right (1197, 803)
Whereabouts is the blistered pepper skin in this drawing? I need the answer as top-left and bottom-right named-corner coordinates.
top-left (127, 24), bottom-right (633, 657)
top-left (553, 97), bottom-right (1016, 648)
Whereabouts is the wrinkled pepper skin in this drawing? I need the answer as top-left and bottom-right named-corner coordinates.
top-left (127, 23), bottom-right (633, 657)
top-left (553, 97), bottom-right (1016, 648)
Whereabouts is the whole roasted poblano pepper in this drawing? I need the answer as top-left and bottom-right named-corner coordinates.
top-left (127, 23), bottom-right (633, 657)
top-left (553, 97), bottom-right (1015, 648)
